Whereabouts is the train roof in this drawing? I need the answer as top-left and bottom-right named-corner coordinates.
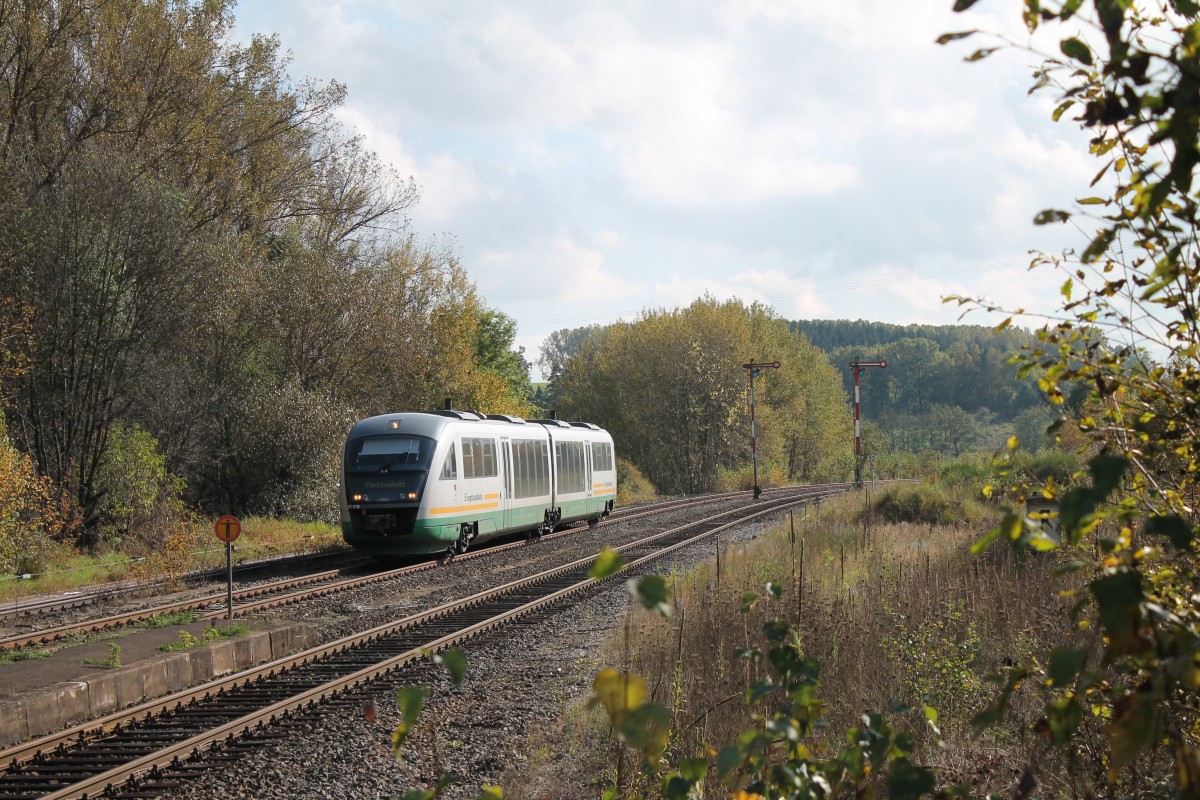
top-left (346, 411), bottom-right (609, 440)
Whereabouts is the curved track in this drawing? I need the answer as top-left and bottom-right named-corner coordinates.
top-left (0, 485), bottom-right (846, 800)
top-left (1, 486), bottom-right (838, 653)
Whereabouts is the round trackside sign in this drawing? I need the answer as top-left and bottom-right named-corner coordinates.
top-left (214, 515), bottom-right (241, 543)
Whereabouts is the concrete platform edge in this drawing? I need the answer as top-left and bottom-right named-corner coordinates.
top-left (0, 621), bottom-right (317, 747)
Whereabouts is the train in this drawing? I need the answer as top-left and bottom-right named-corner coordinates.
top-left (339, 409), bottom-right (617, 556)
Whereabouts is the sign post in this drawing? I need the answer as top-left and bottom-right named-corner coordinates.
top-left (214, 515), bottom-right (241, 620)
top-left (742, 360), bottom-right (781, 499)
top-left (848, 359), bottom-right (888, 488)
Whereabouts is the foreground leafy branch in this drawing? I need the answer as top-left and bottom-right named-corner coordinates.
top-left (942, 1), bottom-right (1200, 794)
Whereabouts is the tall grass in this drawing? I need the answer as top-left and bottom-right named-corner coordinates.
top-left (507, 490), bottom-right (1098, 797)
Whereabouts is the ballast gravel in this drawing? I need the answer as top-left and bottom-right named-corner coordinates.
top-left (146, 499), bottom-right (784, 799)
top-left (163, 516), bottom-right (775, 799)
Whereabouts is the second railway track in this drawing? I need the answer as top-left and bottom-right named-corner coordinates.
top-left (0, 486), bottom-right (827, 653)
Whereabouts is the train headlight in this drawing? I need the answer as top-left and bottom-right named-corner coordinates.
top-left (407, 492), bottom-right (418, 500)
top-left (352, 493), bottom-right (363, 502)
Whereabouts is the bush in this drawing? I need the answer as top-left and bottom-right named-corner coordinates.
top-left (94, 423), bottom-right (189, 552)
top-left (715, 462), bottom-right (787, 492)
top-left (616, 457), bottom-right (657, 505)
top-left (0, 415), bottom-right (74, 575)
top-left (869, 483), bottom-right (984, 526)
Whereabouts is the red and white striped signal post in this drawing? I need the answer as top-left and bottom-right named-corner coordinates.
top-left (848, 359), bottom-right (887, 487)
top-left (743, 360), bottom-right (781, 499)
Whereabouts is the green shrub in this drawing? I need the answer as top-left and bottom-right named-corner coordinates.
top-left (94, 423), bottom-right (187, 550)
top-left (616, 457), bottom-right (657, 504)
top-left (869, 483), bottom-right (983, 526)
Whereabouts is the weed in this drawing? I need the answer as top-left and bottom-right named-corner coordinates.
top-left (0, 645), bottom-right (50, 665)
top-left (134, 610), bottom-right (198, 630)
top-left (83, 641), bottom-right (121, 668)
top-left (158, 622), bottom-right (248, 652)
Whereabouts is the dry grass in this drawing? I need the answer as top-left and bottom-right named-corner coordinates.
top-left (507, 491), bottom-right (1106, 797)
top-left (0, 516), bottom-right (344, 601)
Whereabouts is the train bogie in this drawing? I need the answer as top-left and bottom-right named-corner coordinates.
top-left (340, 411), bottom-right (616, 557)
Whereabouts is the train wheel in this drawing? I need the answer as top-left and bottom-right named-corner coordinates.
top-left (588, 517), bottom-right (599, 529)
top-left (454, 526), bottom-right (471, 554)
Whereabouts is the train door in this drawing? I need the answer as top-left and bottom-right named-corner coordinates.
top-left (501, 437), bottom-right (513, 529)
top-left (585, 440), bottom-right (594, 497)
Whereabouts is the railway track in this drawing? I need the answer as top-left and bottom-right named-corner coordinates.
top-left (0, 549), bottom-right (363, 622)
top-left (1, 486), bottom-right (830, 653)
top-left (0, 485), bottom-right (845, 800)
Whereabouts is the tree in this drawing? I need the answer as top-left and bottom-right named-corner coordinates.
top-left (473, 308), bottom-right (532, 407)
top-left (537, 324), bottom-right (607, 410)
top-left (4, 153), bottom-right (204, 542)
top-left (945, 1), bottom-right (1200, 791)
top-left (557, 298), bottom-right (850, 495)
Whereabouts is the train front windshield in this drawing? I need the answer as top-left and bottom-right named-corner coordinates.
top-left (347, 435), bottom-right (435, 472)
top-left (345, 435), bottom-right (436, 503)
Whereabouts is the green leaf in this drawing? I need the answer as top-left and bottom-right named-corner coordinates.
top-left (741, 592), bottom-right (759, 613)
top-left (1043, 696), bottom-right (1083, 744)
top-left (434, 647), bottom-right (467, 686)
top-left (1061, 0), bottom-right (1084, 19)
top-left (397, 790), bottom-right (435, 800)
top-left (953, 0), bottom-right (982, 10)
top-left (628, 574), bottom-right (672, 617)
top-left (1108, 687), bottom-right (1159, 769)
top-left (747, 678), bottom-right (780, 704)
top-left (971, 524), bottom-right (1002, 555)
top-left (763, 619), bottom-right (790, 642)
top-left (715, 746), bottom-right (742, 778)
top-left (589, 547), bottom-right (624, 580)
top-left (392, 686), bottom-right (430, 754)
top-left (936, 30), bottom-right (978, 45)
top-left (1081, 227), bottom-right (1117, 263)
top-left (1077, 196), bottom-right (1107, 205)
top-left (765, 581), bottom-right (783, 600)
top-left (475, 787), bottom-right (504, 800)
top-left (1091, 569), bottom-right (1144, 655)
top-left (965, 47), bottom-right (998, 61)
top-left (679, 757), bottom-right (708, 782)
top-left (1047, 646), bottom-right (1087, 687)
top-left (1052, 100), bottom-right (1075, 121)
top-left (888, 757), bottom-right (936, 800)
top-left (1089, 454), bottom-right (1127, 498)
top-left (1033, 209), bottom-right (1070, 225)
top-left (1060, 36), bottom-right (1093, 65)
top-left (663, 776), bottom-right (693, 800)
top-left (1145, 514), bottom-right (1195, 550)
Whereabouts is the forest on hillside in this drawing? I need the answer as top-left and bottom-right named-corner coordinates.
top-left (792, 319), bottom-right (1069, 461)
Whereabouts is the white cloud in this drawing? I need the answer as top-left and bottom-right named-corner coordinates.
top-left (232, 0), bottom-right (1106, 362)
top-left (648, 269), bottom-right (832, 319)
top-left (477, 230), bottom-right (644, 307)
top-left (335, 107), bottom-right (492, 223)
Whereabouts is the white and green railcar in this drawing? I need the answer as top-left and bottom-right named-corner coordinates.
top-left (340, 411), bottom-right (617, 556)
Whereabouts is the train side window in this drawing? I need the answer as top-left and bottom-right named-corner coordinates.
top-left (482, 439), bottom-right (497, 476)
top-left (439, 447), bottom-right (457, 480)
top-left (593, 442), bottom-right (613, 472)
top-left (461, 437), bottom-right (498, 479)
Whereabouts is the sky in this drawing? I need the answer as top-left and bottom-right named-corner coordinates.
top-left (230, 1), bottom-right (1098, 378)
